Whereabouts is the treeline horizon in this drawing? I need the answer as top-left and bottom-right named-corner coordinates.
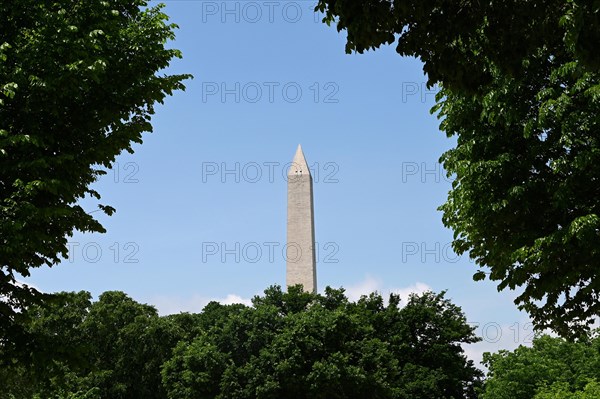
top-left (1, 285), bottom-right (598, 399)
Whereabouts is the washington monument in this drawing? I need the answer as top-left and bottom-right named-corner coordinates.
top-left (286, 145), bottom-right (317, 293)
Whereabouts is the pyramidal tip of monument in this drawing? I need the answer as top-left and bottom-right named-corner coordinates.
top-left (289, 144), bottom-right (310, 176)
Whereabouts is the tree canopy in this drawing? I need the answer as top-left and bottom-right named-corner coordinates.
top-left (5, 285), bottom-right (600, 399)
top-left (481, 332), bottom-right (600, 399)
top-left (0, 286), bottom-right (483, 399)
top-left (162, 285), bottom-right (482, 399)
top-left (0, 290), bottom-right (197, 399)
top-left (316, 0), bottom-right (600, 337)
top-left (0, 0), bottom-right (190, 344)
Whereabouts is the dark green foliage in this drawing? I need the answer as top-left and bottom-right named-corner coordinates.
top-left (317, 0), bottom-right (600, 336)
top-left (162, 285), bottom-right (482, 399)
top-left (0, 291), bottom-right (193, 399)
top-left (0, 0), bottom-right (191, 343)
top-left (481, 333), bottom-right (600, 399)
top-left (436, 55), bottom-right (600, 338)
top-left (315, 1), bottom-right (597, 94)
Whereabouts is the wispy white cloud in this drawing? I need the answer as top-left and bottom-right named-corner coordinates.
top-left (343, 275), bottom-right (382, 301)
top-left (389, 282), bottom-right (432, 302)
top-left (150, 293), bottom-right (253, 316)
top-left (151, 276), bottom-right (432, 315)
top-left (342, 275), bottom-right (432, 304)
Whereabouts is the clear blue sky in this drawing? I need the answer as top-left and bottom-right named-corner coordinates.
top-left (27, 0), bottom-right (533, 365)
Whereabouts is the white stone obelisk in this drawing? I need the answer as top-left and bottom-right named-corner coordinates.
top-left (286, 145), bottom-right (317, 293)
